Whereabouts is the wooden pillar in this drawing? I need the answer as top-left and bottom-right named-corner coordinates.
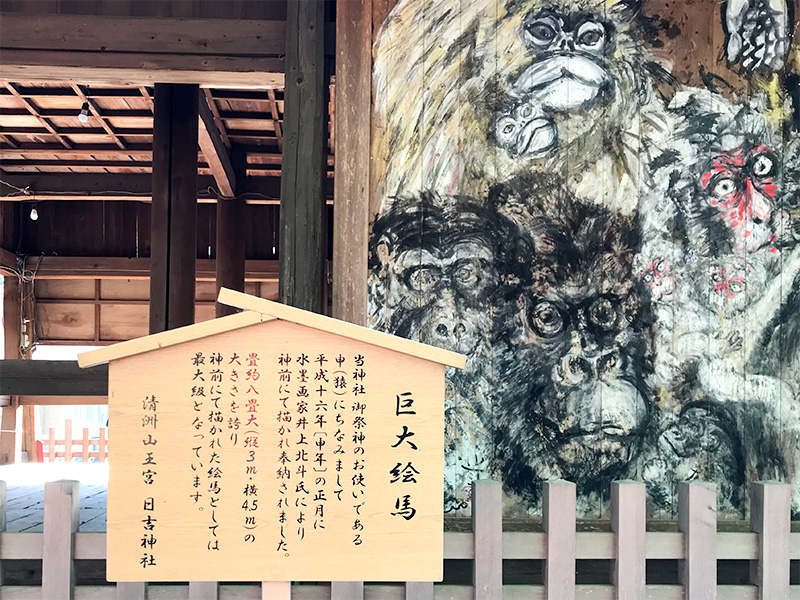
top-left (279, 0), bottom-right (327, 313)
top-left (215, 148), bottom-right (247, 318)
top-left (1, 275), bottom-right (20, 464)
top-left (150, 83), bottom-right (199, 333)
top-left (332, 0), bottom-right (372, 325)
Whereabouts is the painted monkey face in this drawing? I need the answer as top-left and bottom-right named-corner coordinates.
top-left (700, 144), bottom-right (778, 253)
top-left (511, 9), bottom-right (614, 113)
top-left (639, 255), bottom-right (674, 300)
top-left (385, 241), bottom-right (495, 354)
top-left (517, 287), bottom-right (649, 476)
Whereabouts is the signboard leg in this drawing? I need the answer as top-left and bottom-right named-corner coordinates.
top-left (262, 581), bottom-right (291, 599)
top-left (116, 581), bottom-right (147, 599)
top-left (332, 581), bottom-right (364, 599)
top-left (189, 581), bottom-right (218, 599)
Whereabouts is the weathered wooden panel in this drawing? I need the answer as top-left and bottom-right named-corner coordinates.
top-left (35, 280), bottom-right (95, 300)
top-left (99, 304), bottom-right (148, 341)
top-left (36, 303), bottom-right (95, 341)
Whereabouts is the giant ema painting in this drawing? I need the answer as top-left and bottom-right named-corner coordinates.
top-left (368, 0), bottom-right (800, 517)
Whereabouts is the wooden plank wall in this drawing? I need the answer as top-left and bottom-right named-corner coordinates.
top-left (15, 201), bottom-right (288, 260)
top-left (33, 279), bottom-right (275, 345)
top-left (0, 0), bottom-right (289, 20)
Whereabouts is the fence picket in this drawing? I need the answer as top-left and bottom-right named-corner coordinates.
top-left (678, 481), bottom-right (717, 600)
top-left (331, 581), bottom-right (364, 599)
top-left (611, 481), bottom-right (645, 599)
top-left (544, 480), bottom-right (576, 600)
top-left (42, 480), bottom-right (80, 600)
top-left (116, 581), bottom-right (147, 599)
top-left (261, 581), bottom-right (291, 599)
top-left (405, 581), bottom-right (434, 600)
top-left (472, 479), bottom-right (502, 600)
top-left (750, 482), bottom-right (790, 599)
top-left (189, 581), bottom-right (218, 599)
top-left (65, 419), bottom-right (73, 462)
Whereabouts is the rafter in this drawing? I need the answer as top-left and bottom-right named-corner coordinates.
top-left (70, 84), bottom-right (128, 150)
top-left (203, 89), bottom-right (230, 148)
top-left (4, 83), bottom-right (72, 149)
top-left (198, 94), bottom-right (236, 197)
top-left (139, 86), bottom-right (155, 113)
top-left (267, 88), bottom-right (283, 152)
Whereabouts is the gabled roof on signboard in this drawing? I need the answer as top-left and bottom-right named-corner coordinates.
top-left (78, 288), bottom-right (467, 369)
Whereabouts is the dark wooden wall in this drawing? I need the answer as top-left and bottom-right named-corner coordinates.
top-left (10, 201), bottom-right (336, 260)
top-left (0, 0), bottom-right (289, 20)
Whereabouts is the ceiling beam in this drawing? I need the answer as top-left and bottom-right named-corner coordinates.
top-left (0, 246), bottom-right (15, 270)
top-left (15, 256), bottom-right (280, 281)
top-left (0, 173), bottom-right (333, 203)
top-left (70, 83), bottom-right (128, 150)
top-left (198, 94), bottom-right (236, 197)
top-left (0, 13), bottom-right (336, 87)
top-left (4, 83), bottom-right (72, 149)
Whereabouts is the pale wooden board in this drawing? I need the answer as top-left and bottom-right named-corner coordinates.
top-left (106, 319), bottom-right (445, 582)
top-left (100, 304), bottom-right (149, 341)
top-left (37, 302), bottom-right (97, 340)
top-left (35, 279), bottom-right (96, 300)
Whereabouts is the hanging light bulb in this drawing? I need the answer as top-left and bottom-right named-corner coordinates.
top-left (78, 102), bottom-right (89, 123)
top-left (29, 204), bottom-right (39, 221)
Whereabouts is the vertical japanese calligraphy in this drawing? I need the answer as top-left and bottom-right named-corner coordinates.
top-left (105, 318), bottom-right (446, 581)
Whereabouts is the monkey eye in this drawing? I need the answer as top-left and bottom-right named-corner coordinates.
top-left (527, 20), bottom-right (557, 44)
top-left (653, 256), bottom-right (668, 275)
top-left (750, 153), bottom-right (775, 178)
top-left (711, 178), bottom-right (737, 199)
top-left (530, 301), bottom-right (564, 337)
top-left (576, 22), bottom-right (605, 49)
top-left (588, 297), bottom-right (618, 330)
top-left (728, 279), bottom-right (744, 294)
top-left (404, 266), bottom-right (440, 293)
top-left (451, 259), bottom-right (483, 289)
top-left (495, 116), bottom-right (518, 142)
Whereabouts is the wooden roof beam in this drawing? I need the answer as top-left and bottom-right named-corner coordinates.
top-left (0, 13), bottom-right (322, 87)
top-left (198, 94), bottom-right (235, 198)
top-left (267, 88), bottom-right (283, 152)
top-left (4, 83), bottom-right (72, 149)
top-left (202, 89), bottom-right (230, 148)
top-left (70, 83), bottom-right (128, 150)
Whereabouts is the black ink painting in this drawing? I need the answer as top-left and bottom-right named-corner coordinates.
top-left (369, 0), bottom-right (800, 516)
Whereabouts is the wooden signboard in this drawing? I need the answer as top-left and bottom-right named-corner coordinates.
top-left (79, 290), bottom-right (465, 582)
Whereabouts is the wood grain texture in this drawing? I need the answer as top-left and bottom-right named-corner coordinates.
top-left (42, 480), bottom-right (79, 600)
top-left (472, 480), bottom-right (501, 599)
top-left (332, 0), bottom-right (372, 326)
top-left (279, 0), bottom-right (327, 314)
top-left (0, 360), bottom-right (108, 395)
top-left (261, 581), bottom-right (291, 600)
top-left (198, 95), bottom-right (235, 198)
top-left (543, 480), bottom-right (576, 599)
top-left (750, 482), bottom-right (790, 599)
top-left (215, 149), bottom-right (247, 318)
top-left (678, 482), bottom-right (717, 600)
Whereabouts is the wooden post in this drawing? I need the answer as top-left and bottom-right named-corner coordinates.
top-left (678, 482), bottom-right (717, 600)
top-left (48, 427), bottom-right (56, 462)
top-left (405, 582), bottom-right (434, 600)
top-left (1, 274), bottom-right (20, 464)
top-left (611, 481), bottom-right (646, 599)
top-left (472, 479), bottom-right (502, 600)
top-left (332, 582), bottom-right (364, 600)
top-left (332, 0), bottom-right (372, 325)
top-left (150, 83), bottom-right (199, 333)
top-left (215, 148), bottom-right (248, 318)
top-left (116, 582), bottom-right (147, 599)
top-left (750, 482), bottom-right (790, 599)
top-left (189, 581), bottom-right (218, 599)
top-left (0, 480), bottom-right (5, 587)
top-left (543, 480), bottom-right (576, 600)
top-left (261, 581), bottom-right (291, 600)
top-left (64, 418), bottom-right (73, 462)
top-left (42, 480), bottom-right (80, 600)
top-left (99, 426), bottom-right (107, 462)
top-left (279, 0), bottom-right (328, 313)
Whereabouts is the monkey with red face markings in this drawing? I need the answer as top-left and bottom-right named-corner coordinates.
top-left (637, 88), bottom-right (800, 510)
top-left (372, 0), bottom-right (670, 215)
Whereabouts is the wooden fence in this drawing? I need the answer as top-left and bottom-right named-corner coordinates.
top-left (39, 419), bottom-right (108, 463)
top-left (0, 479), bottom-right (795, 599)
